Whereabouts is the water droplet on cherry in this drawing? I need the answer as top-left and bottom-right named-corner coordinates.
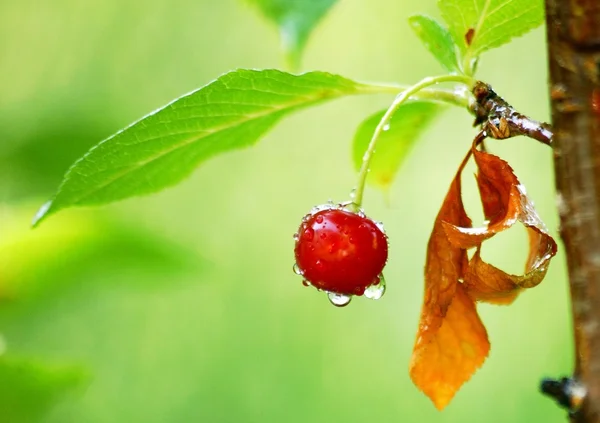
top-left (303, 227), bottom-right (314, 241)
top-left (327, 292), bottom-right (352, 307)
top-left (364, 274), bottom-right (386, 300)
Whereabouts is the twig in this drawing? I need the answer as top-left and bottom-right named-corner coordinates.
top-left (470, 81), bottom-right (554, 146)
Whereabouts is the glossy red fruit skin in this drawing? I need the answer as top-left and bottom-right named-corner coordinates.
top-left (294, 208), bottom-right (388, 296)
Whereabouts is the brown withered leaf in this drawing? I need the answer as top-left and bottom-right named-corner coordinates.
top-left (412, 152), bottom-right (471, 349)
top-left (410, 139), bottom-right (557, 409)
top-left (444, 148), bottom-right (557, 304)
top-left (410, 283), bottom-right (489, 410)
top-left (410, 151), bottom-right (490, 410)
top-left (441, 148), bottom-right (520, 249)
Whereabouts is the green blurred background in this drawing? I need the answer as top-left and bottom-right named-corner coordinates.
top-left (0, 0), bottom-right (571, 422)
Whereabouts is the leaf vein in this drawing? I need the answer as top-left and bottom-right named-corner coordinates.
top-left (58, 88), bottom-right (351, 206)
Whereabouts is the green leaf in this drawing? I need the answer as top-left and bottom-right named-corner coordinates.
top-left (352, 101), bottom-right (444, 190)
top-left (0, 357), bottom-right (87, 423)
top-left (33, 69), bottom-right (380, 227)
top-left (244, 0), bottom-right (338, 69)
top-left (438, 0), bottom-right (544, 56)
top-left (408, 15), bottom-right (460, 72)
top-left (2, 206), bottom-right (205, 299)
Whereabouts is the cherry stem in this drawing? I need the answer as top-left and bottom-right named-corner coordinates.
top-left (351, 74), bottom-right (476, 209)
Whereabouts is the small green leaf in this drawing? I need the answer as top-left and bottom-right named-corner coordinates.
top-left (244, 0), bottom-right (338, 69)
top-left (438, 0), bottom-right (544, 56)
top-left (0, 357), bottom-right (87, 423)
top-left (34, 69), bottom-right (380, 227)
top-left (408, 15), bottom-right (460, 72)
top-left (353, 102), bottom-right (444, 190)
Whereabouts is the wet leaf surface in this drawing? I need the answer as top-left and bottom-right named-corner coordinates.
top-left (352, 102), bottom-right (444, 192)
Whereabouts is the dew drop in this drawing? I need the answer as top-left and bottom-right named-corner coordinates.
top-left (312, 203), bottom-right (335, 214)
top-left (293, 263), bottom-right (304, 275)
top-left (339, 201), bottom-right (356, 212)
top-left (382, 123), bottom-right (391, 131)
top-left (303, 227), bottom-right (314, 241)
top-left (316, 215), bottom-right (324, 224)
top-left (374, 221), bottom-right (385, 232)
top-left (293, 232), bottom-right (299, 241)
top-left (349, 188), bottom-right (356, 200)
top-left (453, 85), bottom-right (469, 98)
top-left (364, 274), bottom-right (386, 300)
top-left (302, 280), bottom-right (311, 287)
top-left (327, 292), bottom-right (352, 307)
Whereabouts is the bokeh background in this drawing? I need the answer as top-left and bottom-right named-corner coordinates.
top-left (0, 0), bottom-right (571, 422)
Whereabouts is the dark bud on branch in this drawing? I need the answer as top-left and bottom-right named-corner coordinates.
top-left (540, 377), bottom-right (587, 414)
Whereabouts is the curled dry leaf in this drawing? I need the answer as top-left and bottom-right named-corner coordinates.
top-left (445, 147), bottom-right (558, 303)
top-left (410, 136), bottom-right (557, 409)
top-left (410, 150), bottom-right (490, 410)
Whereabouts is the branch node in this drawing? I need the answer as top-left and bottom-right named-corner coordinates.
top-left (470, 81), bottom-right (554, 146)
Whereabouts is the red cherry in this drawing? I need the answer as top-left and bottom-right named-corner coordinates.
top-left (294, 206), bottom-right (388, 296)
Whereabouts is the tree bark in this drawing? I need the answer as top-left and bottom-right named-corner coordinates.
top-left (545, 0), bottom-right (600, 421)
